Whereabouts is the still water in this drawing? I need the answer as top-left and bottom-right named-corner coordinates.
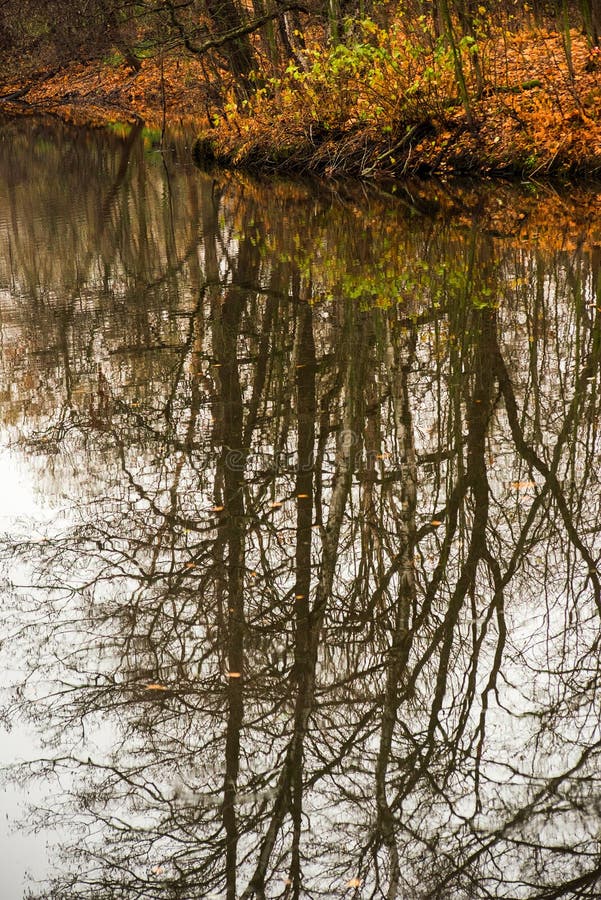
top-left (1, 116), bottom-right (601, 899)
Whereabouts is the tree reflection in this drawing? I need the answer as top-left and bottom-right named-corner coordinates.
top-left (2, 121), bottom-right (601, 898)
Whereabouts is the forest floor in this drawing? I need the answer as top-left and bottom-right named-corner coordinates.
top-left (1, 25), bottom-right (600, 179)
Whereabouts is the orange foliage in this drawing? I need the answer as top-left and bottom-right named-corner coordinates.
top-left (206, 25), bottom-right (601, 176)
top-left (5, 54), bottom-right (215, 129)
top-left (3, 22), bottom-right (601, 177)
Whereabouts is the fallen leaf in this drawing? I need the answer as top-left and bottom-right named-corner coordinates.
top-left (226, 671), bottom-right (242, 678)
top-left (145, 684), bottom-right (169, 691)
top-left (430, 519), bottom-right (442, 526)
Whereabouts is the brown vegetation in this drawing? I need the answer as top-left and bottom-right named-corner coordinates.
top-left (1, 1), bottom-right (600, 177)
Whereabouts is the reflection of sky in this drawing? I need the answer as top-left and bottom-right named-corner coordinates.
top-left (0, 446), bottom-right (168, 897)
top-left (0, 451), bottom-right (59, 897)
top-left (0, 452), bottom-right (41, 523)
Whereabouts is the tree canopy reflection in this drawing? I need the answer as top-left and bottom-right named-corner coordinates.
top-left (1, 120), bottom-right (601, 899)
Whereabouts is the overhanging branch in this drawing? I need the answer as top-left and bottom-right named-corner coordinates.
top-left (166, 1), bottom-right (308, 57)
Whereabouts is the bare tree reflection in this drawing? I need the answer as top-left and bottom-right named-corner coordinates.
top-left (2, 120), bottom-right (601, 899)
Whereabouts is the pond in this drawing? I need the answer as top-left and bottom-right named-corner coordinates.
top-left (1, 116), bottom-right (601, 899)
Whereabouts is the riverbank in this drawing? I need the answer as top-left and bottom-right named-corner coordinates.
top-left (1, 24), bottom-right (600, 179)
top-left (199, 26), bottom-right (601, 178)
top-left (0, 54), bottom-right (209, 130)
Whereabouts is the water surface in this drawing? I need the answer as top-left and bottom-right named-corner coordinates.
top-left (1, 117), bottom-right (601, 899)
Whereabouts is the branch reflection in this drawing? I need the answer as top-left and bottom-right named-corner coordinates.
top-left (1, 119), bottom-right (601, 899)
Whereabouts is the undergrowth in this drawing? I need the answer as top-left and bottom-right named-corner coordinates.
top-left (200, 19), bottom-right (601, 177)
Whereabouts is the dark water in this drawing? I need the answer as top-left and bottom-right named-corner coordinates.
top-left (1, 116), bottom-right (601, 899)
